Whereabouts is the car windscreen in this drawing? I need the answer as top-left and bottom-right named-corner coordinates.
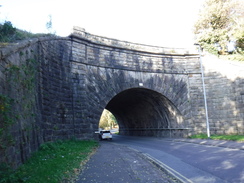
top-left (102, 131), bottom-right (110, 133)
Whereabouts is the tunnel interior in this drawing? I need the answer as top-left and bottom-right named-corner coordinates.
top-left (105, 88), bottom-right (184, 136)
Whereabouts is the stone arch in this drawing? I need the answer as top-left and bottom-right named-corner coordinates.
top-left (84, 64), bottom-right (191, 137)
top-left (70, 28), bottom-right (201, 138)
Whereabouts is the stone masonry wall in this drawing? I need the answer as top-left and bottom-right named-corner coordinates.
top-left (0, 37), bottom-right (74, 168)
top-left (38, 38), bottom-right (75, 141)
top-left (203, 55), bottom-right (244, 134)
top-left (0, 39), bottom-right (43, 168)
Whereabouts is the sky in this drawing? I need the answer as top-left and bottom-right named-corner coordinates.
top-left (0, 0), bottom-right (205, 48)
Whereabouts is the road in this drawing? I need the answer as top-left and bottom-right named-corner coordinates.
top-left (112, 135), bottom-right (244, 183)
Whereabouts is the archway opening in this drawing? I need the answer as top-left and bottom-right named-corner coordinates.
top-left (99, 109), bottom-right (119, 133)
top-left (105, 88), bottom-right (185, 137)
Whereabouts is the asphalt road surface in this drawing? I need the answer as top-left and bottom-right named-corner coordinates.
top-left (112, 135), bottom-right (244, 183)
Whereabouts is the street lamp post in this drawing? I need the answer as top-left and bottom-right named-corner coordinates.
top-left (195, 44), bottom-right (211, 138)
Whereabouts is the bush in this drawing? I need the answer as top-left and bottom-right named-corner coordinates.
top-left (0, 21), bottom-right (17, 42)
top-left (0, 21), bottom-right (53, 44)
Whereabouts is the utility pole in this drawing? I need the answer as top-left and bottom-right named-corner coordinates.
top-left (195, 44), bottom-right (211, 138)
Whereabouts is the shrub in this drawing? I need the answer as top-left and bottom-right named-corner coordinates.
top-left (0, 21), bottom-right (16, 42)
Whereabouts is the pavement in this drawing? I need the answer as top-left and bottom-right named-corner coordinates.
top-left (76, 138), bottom-right (244, 183)
top-left (173, 138), bottom-right (244, 150)
top-left (76, 141), bottom-right (181, 183)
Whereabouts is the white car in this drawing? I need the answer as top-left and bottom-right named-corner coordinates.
top-left (99, 130), bottom-right (112, 140)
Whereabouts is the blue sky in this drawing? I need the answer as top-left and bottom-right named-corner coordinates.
top-left (0, 0), bottom-right (204, 48)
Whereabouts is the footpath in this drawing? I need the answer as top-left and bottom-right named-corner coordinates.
top-left (76, 139), bottom-right (243, 183)
top-left (76, 141), bottom-right (181, 183)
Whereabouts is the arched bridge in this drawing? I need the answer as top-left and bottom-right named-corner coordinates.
top-left (70, 27), bottom-right (201, 138)
top-left (0, 27), bottom-right (205, 144)
top-left (2, 27), bottom-right (244, 167)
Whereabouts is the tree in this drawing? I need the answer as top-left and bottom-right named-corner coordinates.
top-left (99, 109), bottom-right (117, 130)
top-left (194, 0), bottom-right (244, 54)
top-left (0, 21), bottom-right (16, 42)
top-left (46, 15), bottom-right (54, 34)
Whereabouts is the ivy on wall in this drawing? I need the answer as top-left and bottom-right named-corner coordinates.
top-left (0, 94), bottom-right (14, 149)
top-left (0, 51), bottom-right (38, 150)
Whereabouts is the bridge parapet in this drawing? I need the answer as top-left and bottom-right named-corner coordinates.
top-left (70, 26), bottom-right (201, 75)
top-left (71, 26), bottom-right (198, 56)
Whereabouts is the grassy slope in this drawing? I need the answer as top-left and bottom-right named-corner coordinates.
top-left (1, 140), bottom-right (98, 183)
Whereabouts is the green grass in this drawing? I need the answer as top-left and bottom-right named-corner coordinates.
top-left (189, 134), bottom-right (244, 142)
top-left (0, 139), bottom-right (98, 183)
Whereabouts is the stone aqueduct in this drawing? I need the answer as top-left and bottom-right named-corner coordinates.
top-left (0, 27), bottom-right (244, 167)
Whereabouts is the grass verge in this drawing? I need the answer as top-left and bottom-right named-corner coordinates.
top-left (188, 134), bottom-right (244, 142)
top-left (0, 139), bottom-right (98, 183)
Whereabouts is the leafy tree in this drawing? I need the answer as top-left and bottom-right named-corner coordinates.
top-left (0, 21), bottom-right (16, 42)
top-left (99, 109), bottom-right (117, 130)
top-left (194, 0), bottom-right (244, 54)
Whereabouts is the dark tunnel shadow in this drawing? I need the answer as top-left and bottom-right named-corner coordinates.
top-left (105, 88), bottom-right (186, 137)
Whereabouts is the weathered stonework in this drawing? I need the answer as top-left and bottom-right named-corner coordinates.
top-left (0, 27), bottom-right (243, 168)
top-left (70, 27), bottom-right (203, 138)
top-left (202, 56), bottom-right (244, 135)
